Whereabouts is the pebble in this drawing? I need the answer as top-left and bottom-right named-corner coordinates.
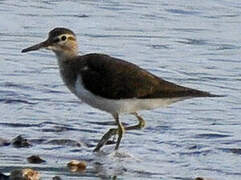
top-left (27, 155), bottom-right (46, 164)
top-left (67, 160), bottom-right (87, 172)
top-left (11, 135), bottom-right (31, 148)
top-left (10, 168), bottom-right (40, 180)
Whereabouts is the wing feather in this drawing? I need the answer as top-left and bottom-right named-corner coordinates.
top-left (76, 54), bottom-right (213, 99)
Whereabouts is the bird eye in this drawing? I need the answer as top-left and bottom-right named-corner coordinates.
top-left (61, 36), bottom-right (67, 41)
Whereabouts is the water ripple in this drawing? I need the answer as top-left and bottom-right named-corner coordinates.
top-left (0, 98), bottom-right (36, 105)
top-left (0, 0), bottom-right (240, 179)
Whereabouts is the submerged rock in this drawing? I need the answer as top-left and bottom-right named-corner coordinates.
top-left (10, 168), bottom-right (40, 180)
top-left (11, 135), bottom-right (31, 148)
top-left (27, 155), bottom-right (46, 164)
top-left (67, 160), bottom-right (87, 172)
top-left (47, 139), bottom-right (81, 147)
top-left (195, 177), bottom-right (215, 180)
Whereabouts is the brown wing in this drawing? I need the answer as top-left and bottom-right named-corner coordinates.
top-left (77, 53), bottom-right (215, 99)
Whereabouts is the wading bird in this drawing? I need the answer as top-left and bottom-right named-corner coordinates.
top-left (22, 28), bottom-right (219, 151)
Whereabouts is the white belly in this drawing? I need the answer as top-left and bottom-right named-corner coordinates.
top-left (74, 75), bottom-right (186, 115)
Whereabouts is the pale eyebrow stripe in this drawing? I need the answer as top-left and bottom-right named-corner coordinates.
top-left (68, 36), bottom-right (76, 41)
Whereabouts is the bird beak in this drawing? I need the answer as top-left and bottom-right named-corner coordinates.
top-left (21, 39), bottom-right (51, 53)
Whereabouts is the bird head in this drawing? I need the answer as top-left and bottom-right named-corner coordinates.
top-left (22, 27), bottom-right (78, 59)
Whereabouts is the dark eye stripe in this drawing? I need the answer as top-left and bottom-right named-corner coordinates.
top-left (53, 38), bottom-right (60, 43)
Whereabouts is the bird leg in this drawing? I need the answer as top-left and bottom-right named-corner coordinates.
top-left (93, 128), bottom-right (118, 152)
top-left (93, 113), bottom-right (125, 152)
top-left (125, 112), bottom-right (146, 130)
top-left (93, 113), bottom-right (145, 152)
top-left (114, 113), bottom-right (125, 150)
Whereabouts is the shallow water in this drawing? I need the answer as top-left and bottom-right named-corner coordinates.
top-left (0, 0), bottom-right (241, 179)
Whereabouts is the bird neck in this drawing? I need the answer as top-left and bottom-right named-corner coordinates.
top-left (55, 49), bottom-right (78, 63)
top-left (55, 49), bottom-right (78, 92)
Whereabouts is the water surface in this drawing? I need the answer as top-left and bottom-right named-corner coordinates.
top-left (0, 0), bottom-right (240, 179)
